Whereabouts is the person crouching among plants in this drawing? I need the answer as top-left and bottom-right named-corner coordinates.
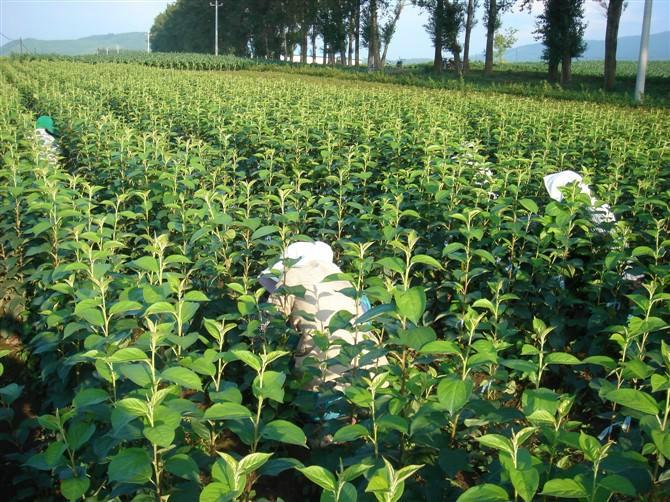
top-left (259, 241), bottom-right (387, 393)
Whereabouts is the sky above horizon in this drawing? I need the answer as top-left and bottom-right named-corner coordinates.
top-left (1, 0), bottom-right (668, 59)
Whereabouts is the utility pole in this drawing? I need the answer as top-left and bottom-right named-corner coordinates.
top-left (210, 1), bottom-right (223, 56)
top-left (634, 0), bottom-right (653, 102)
top-left (147, 32), bottom-right (151, 53)
top-left (19, 37), bottom-right (23, 56)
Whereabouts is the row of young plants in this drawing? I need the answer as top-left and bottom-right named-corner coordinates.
top-left (0, 59), bottom-right (669, 501)
top-left (12, 53), bottom-right (670, 107)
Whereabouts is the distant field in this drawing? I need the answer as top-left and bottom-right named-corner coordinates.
top-left (10, 52), bottom-right (670, 106)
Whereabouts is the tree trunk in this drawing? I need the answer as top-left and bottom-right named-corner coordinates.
top-left (369, 0), bottom-right (381, 70)
top-left (561, 53), bottom-right (572, 84)
top-left (604, 0), bottom-right (624, 90)
top-left (301, 24), bottom-right (308, 63)
top-left (451, 45), bottom-right (463, 78)
top-left (311, 28), bottom-right (317, 63)
top-left (484, 0), bottom-right (497, 75)
top-left (548, 60), bottom-right (559, 81)
top-left (433, 0), bottom-right (444, 74)
top-left (355, 0), bottom-right (360, 66)
top-left (463, 0), bottom-right (475, 73)
top-left (348, 29), bottom-right (354, 65)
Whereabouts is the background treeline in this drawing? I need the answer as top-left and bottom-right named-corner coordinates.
top-left (150, 0), bottom-right (629, 89)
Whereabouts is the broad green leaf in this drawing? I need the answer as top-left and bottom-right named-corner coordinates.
top-left (108, 347), bottom-right (148, 363)
top-left (204, 403), bottom-right (253, 421)
top-left (376, 256), bottom-right (406, 275)
top-left (333, 424), bottom-right (369, 443)
top-left (238, 452), bottom-right (273, 475)
top-left (511, 468), bottom-right (539, 502)
top-left (598, 474), bottom-right (637, 497)
top-left (418, 340), bottom-right (461, 355)
top-left (261, 420), bottom-right (307, 446)
top-left (232, 350), bottom-right (262, 372)
top-left (61, 477), bottom-right (90, 501)
top-left (545, 352), bottom-right (581, 365)
top-left (109, 301), bottom-right (143, 316)
top-left (297, 465), bottom-right (337, 492)
top-left (143, 424), bottom-right (175, 447)
top-left (604, 388), bottom-right (659, 415)
top-left (73, 388), bottom-right (108, 408)
top-left (251, 225), bottom-right (279, 240)
top-left (199, 482), bottom-right (237, 502)
top-left (131, 256), bottom-right (159, 273)
top-left (437, 378), bottom-right (472, 415)
top-left (252, 371), bottom-right (286, 403)
top-left (477, 434), bottom-right (513, 455)
top-left (161, 367), bottom-right (203, 391)
top-left (108, 448), bottom-right (152, 484)
top-left (165, 454), bottom-right (200, 482)
top-left (456, 483), bottom-right (509, 502)
top-left (393, 287), bottom-right (426, 324)
top-left (411, 254), bottom-right (443, 270)
top-left (541, 478), bottom-right (588, 498)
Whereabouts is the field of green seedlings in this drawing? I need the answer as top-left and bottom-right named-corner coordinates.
top-left (1, 58), bottom-right (669, 501)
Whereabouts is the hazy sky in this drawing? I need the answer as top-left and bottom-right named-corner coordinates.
top-left (1, 0), bottom-right (668, 59)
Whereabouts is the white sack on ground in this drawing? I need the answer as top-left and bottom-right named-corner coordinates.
top-left (543, 170), bottom-right (615, 227)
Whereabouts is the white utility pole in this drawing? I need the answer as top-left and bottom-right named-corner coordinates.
top-left (146, 32), bottom-right (151, 53)
top-left (634, 0), bottom-right (653, 102)
top-left (210, 1), bottom-right (223, 56)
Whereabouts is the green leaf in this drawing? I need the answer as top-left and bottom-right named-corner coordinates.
top-left (604, 388), bottom-right (659, 415)
top-left (109, 301), bottom-right (143, 316)
top-left (437, 378), bottom-right (472, 415)
top-left (519, 198), bottom-right (539, 213)
top-left (66, 421), bottom-right (96, 451)
top-left (44, 440), bottom-right (66, 467)
top-left (394, 287), bottom-right (426, 324)
top-left (143, 424), bottom-right (175, 447)
top-left (238, 452), bottom-right (273, 475)
top-left (418, 340), bottom-right (461, 355)
top-left (333, 424), bottom-right (369, 443)
top-left (232, 350), bottom-right (262, 372)
top-left (598, 474), bottom-right (637, 497)
top-left (161, 367), bottom-right (203, 391)
top-left (108, 347), bottom-right (148, 363)
top-left (252, 371), bottom-right (286, 403)
top-left (74, 305), bottom-right (104, 327)
top-left (251, 225), bottom-right (279, 240)
top-left (73, 388), bottom-right (108, 408)
top-left (411, 254), bottom-right (443, 270)
top-left (376, 256), bottom-right (406, 275)
top-left (377, 415), bottom-right (409, 435)
top-left (108, 448), bottom-right (152, 484)
top-left (204, 403), bottom-right (253, 421)
top-left (511, 468), bottom-right (539, 502)
top-left (165, 453), bottom-right (201, 482)
top-left (199, 481), bottom-right (236, 502)
top-left (541, 478), bottom-right (588, 498)
top-left (297, 465), bottom-right (337, 492)
top-left (476, 434), bottom-right (514, 455)
top-left (456, 483), bottom-right (509, 502)
top-left (354, 303), bottom-right (396, 325)
top-left (61, 477), bottom-right (90, 501)
top-left (131, 256), bottom-right (159, 273)
top-left (545, 352), bottom-right (581, 365)
top-left (184, 290), bottom-right (210, 302)
top-left (261, 420), bottom-right (307, 446)
top-left (652, 430), bottom-right (670, 460)
top-left (144, 302), bottom-right (176, 316)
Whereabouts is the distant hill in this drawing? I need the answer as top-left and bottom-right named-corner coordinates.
top-left (0, 32), bottom-right (147, 56)
top-left (501, 30), bottom-right (670, 62)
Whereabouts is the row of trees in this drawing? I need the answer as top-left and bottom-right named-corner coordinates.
top-left (150, 0), bottom-right (628, 88)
